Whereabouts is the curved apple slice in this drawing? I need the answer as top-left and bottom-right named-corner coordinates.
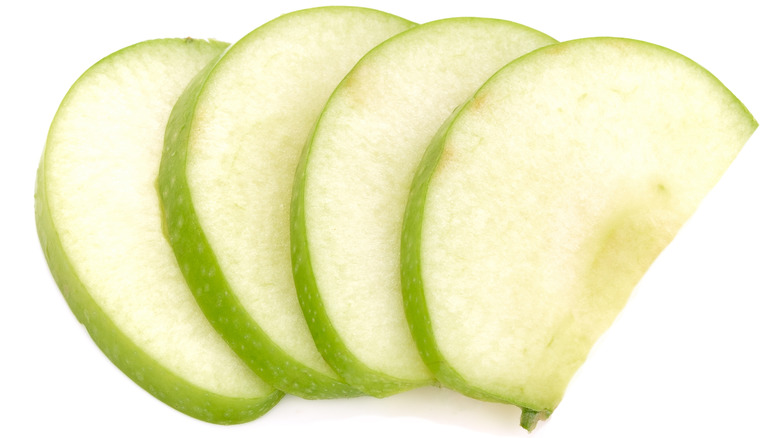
top-left (401, 37), bottom-right (757, 430)
top-left (291, 18), bottom-right (556, 397)
top-left (35, 38), bottom-right (282, 423)
top-left (159, 7), bottom-right (414, 399)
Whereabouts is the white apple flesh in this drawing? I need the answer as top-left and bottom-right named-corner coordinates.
top-left (35, 38), bottom-right (282, 423)
top-left (401, 37), bottom-right (757, 430)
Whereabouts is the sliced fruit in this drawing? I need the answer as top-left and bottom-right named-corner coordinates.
top-left (35, 38), bottom-right (283, 423)
top-left (401, 37), bottom-right (757, 430)
top-left (291, 18), bottom-right (556, 397)
top-left (159, 7), bottom-right (414, 398)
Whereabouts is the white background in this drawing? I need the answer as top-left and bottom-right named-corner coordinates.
top-left (2, 1), bottom-right (778, 437)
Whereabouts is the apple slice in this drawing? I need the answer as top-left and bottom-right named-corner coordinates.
top-left (291, 18), bottom-right (556, 397)
top-left (159, 7), bottom-right (414, 398)
top-left (401, 37), bottom-right (757, 430)
top-left (35, 38), bottom-right (283, 423)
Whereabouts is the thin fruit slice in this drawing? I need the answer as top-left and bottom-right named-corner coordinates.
top-left (291, 18), bottom-right (556, 397)
top-left (159, 7), bottom-right (414, 399)
top-left (401, 37), bottom-right (757, 430)
top-left (35, 38), bottom-right (282, 423)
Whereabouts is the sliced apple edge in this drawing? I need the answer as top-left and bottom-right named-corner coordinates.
top-left (36, 38), bottom-right (283, 424)
top-left (400, 104), bottom-right (526, 403)
top-left (37, 167), bottom-right (284, 422)
top-left (401, 38), bottom-right (757, 431)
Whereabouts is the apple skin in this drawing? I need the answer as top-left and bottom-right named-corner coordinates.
top-left (35, 39), bottom-right (283, 424)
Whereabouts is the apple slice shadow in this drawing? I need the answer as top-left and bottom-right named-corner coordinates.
top-left (267, 386), bottom-right (526, 436)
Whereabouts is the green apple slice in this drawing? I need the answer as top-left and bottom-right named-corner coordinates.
top-left (291, 18), bottom-right (556, 397)
top-left (35, 38), bottom-right (283, 423)
top-left (401, 37), bottom-right (757, 430)
top-left (159, 7), bottom-right (414, 399)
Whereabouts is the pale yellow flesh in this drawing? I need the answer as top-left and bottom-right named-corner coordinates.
top-left (304, 19), bottom-right (556, 381)
top-left (420, 39), bottom-right (756, 410)
top-left (45, 41), bottom-right (269, 398)
top-left (186, 8), bottom-right (414, 377)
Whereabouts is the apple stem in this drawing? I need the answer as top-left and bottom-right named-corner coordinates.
top-left (520, 409), bottom-right (549, 432)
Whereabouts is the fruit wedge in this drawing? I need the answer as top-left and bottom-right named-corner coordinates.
top-left (291, 18), bottom-right (556, 397)
top-left (401, 37), bottom-right (757, 430)
top-left (35, 38), bottom-right (282, 423)
top-left (159, 7), bottom-right (414, 398)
